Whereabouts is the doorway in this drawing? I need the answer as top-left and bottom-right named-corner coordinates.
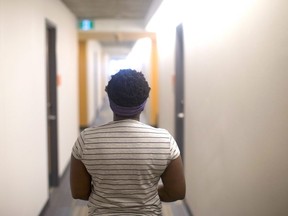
top-left (46, 21), bottom-right (59, 187)
top-left (175, 23), bottom-right (185, 160)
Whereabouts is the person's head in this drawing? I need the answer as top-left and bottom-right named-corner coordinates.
top-left (105, 69), bottom-right (151, 119)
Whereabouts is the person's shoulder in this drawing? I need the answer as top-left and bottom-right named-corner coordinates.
top-left (80, 122), bottom-right (114, 136)
top-left (139, 122), bottom-right (172, 134)
top-left (155, 127), bottom-right (172, 136)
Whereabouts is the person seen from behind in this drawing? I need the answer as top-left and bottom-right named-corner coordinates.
top-left (70, 69), bottom-right (186, 215)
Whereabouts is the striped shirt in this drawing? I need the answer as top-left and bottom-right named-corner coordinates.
top-left (72, 119), bottom-right (180, 216)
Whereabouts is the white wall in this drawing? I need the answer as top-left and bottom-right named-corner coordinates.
top-left (86, 40), bottom-right (103, 124)
top-left (150, 0), bottom-right (288, 215)
top-left (0, 1), bottom-right (48, 215)
top-left (183, 0), bottom-right (288, 215)
top-left (0, 0), bottom-right (78, 215)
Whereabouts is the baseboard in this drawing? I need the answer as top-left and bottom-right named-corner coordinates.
top-left (183, 199), bottom-right (194, 216)
top-left (38, 198), bottom-right (50, 216)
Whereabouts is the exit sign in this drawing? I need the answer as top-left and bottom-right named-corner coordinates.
top-left (79, 20), bottom-right (94, 31)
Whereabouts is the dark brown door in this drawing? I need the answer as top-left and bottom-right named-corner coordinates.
top-left (46, 21), bottom-right (59, 187)
top-left (175, 23), bottom-right (185, 161)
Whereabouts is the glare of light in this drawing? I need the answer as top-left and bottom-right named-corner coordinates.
top-left (108, 59), bottom-right (128, 76)
top-left (107, 38), bottom-right (151, 75)
top-left (146, 0), bottom-right (256, 44)
top-left (146, 0), bottom-right (184, 31)
top-left (125, 38), bottom-right (152, 71)
top-left (186, 0), bottom-right (256, 44)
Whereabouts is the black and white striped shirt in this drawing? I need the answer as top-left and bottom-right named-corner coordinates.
top-left (72, 119), bottom-right (180, 216)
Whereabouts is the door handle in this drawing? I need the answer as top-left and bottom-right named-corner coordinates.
top-left (48, 115), bottom-right (57, 121)
top-left (177, 112), bottom-right (184, 118)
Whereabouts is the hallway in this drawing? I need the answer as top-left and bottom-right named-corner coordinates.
top-left (2, 1), bottom-right (288, 215)
top-left (41, 99), bottom-right (191, 216)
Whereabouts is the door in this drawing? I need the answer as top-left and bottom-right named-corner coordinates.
top-left (175, 23), bottom-right (185, 160)
top-left (46, 21), bottom-right (59, 187)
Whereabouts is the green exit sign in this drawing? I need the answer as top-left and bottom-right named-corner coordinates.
top-left (79, 20), bottom-right (94, 31)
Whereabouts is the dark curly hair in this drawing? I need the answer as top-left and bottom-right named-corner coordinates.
top-left (105, 69), bottom-right (151, 107)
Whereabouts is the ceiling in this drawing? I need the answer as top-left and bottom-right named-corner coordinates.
top-left (61, 0), bottom-right (162, 23)
top-left (61, 0), bottom-right (162, 58)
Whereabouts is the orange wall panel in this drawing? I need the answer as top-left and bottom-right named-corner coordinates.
top-left (78, 41), bottom-right (88, 127)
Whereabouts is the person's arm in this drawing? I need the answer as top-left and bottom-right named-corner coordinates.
top-left (158, 155), bottom-right (186, 202)
top-left (70, 154), bottom-right (91, 200)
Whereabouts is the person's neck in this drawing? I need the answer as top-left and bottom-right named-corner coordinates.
top-left (113, 114), bottom-right (140, 121)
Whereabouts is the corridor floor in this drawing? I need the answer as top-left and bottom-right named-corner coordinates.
top-left (41, 99), bottom-right (190, 216)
